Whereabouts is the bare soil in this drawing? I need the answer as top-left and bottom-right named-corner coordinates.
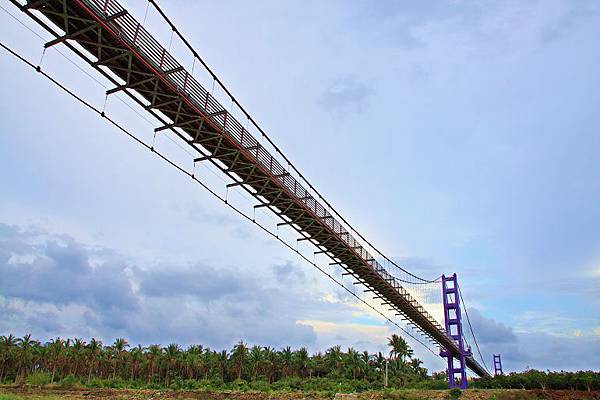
top-left (1, 386), bottom-right (599, 400)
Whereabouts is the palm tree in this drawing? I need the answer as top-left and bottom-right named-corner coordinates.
top-left (249, 345), bottom-right (262, 380)
top-left (47, 338), bottom-right (65, 383)
top-left (311, 352), bottom-right (326, 378)
top-left (345, 348), bottom-right (362, 379)
top-left (86, 338), bottom-right (102, 383)
top-left (35, 344), bottom-right (50, 378)
top-left (111, 338), bottom-right (129, 379)
top-left (231, 341), bottom-right (248, 381)
top-left (325, 346), bottom-right (342, 377)
top-left (409, 358), bottom-right (427, 378)
top-left (360, 351), bottom-right (371, 378)
top-left (70, 338), bottom-right (86, 376)
top-left (185, 345), bottom-right (203, 379)
top-left (0, 335), bottom-right (18, 382)
top-left (293, 347), bottom-right (309, 378)
top-left (146, 344), bottom-right (162, 384)
top-left (388, 334), bottom-right (413, 368)
top-left (375, 351), bottom-right (386, 370)
top-left (262, 347), bottom-right (277, 383)
top-left (280, 346), bottom-right (293, 378)
top-left (216, 350), bottom-right (228, 382)
top-left (164, 344), bottom-right (181, 385)
top-left (16, 334), bottom-right (39, 380)
top-left (129, 345), bottom-right (145, 381)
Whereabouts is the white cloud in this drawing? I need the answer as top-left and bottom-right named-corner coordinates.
top-left (297, 319), bottom-right (391, 353)
top-left (7, 253), bottom-right (37, 265)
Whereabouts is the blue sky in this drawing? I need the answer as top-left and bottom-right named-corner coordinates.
top-left (1, 0), bottom-right (599, 374)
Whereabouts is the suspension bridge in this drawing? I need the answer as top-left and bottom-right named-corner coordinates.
top-left (2, 0), bottom-right (497, 388)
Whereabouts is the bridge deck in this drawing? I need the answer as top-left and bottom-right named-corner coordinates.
top-left (18, 0), bottom-right (489, 378)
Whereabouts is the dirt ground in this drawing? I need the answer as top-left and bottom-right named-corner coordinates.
top-left (1, 386), bottom-right (599, 400)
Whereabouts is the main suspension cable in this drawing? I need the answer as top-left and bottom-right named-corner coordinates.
top-left (457, 281), bottom-right (490, 374)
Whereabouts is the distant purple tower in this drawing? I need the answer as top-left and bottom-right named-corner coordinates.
top-left (440, 273), bottom-right (471, 389)
top-left (493, 354), bottom-right (503, 376)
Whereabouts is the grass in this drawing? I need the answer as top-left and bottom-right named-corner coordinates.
top-left (0, 395), bottom-right (66, 400)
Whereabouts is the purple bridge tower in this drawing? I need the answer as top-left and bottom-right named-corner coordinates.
top-left (493, 354), bottom-right (503, 376)
top-left (441, 273), bottom-right (472, 389)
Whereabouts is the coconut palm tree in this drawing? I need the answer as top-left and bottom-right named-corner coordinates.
top-left (248, 345), bottom-right (262, 380)
top-left (311, 352), bottom-right (326, 378)
top-left (86, 338), bottom-right (102, 383)
top-left (280, 346), bottom-right (293, 378)
top-left (0, 334), bottom-right (18, 382)
top-left (344, 348), bottom-right (361, 379)
top-left (47, 338), bottom-right (65, 383)
top-left (388, 334), bottom-right (412, 368)
top-left (146, 344), bottom-right (162, 384)
top-left (111, 338), bottom-right (129, 379)
top-left (325, 346), bottom-right (342, 377)
top-left (70, 338), bottom-right (86, 376)
top-left (129, 345), bottom-right (145, 381)
top-left (293, 347), bottom-right (309, 378)
top-left (262, 347), bottom-right (277, 383)
top-left (216, 350), bottom-right (228, 382)
top-left (409, 358), bottom-right (427, 378)
top-left (231, 341), bottom-right (248, 381)
top-left (16, 334), bottom-right (39, 380)
top-left (163, 343), bottom-right (181, 385)
top-left (185, 345), bottom-right (203, 379)
top-left (360, 351), bottom-right (372, 378)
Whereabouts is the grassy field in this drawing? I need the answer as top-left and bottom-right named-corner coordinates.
top-left (1, 387), bottom-right (599, 400)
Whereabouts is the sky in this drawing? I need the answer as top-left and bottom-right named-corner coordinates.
top-left (1, 0), bottom-right (599, 374)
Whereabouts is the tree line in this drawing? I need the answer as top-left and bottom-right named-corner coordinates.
top-left (3, 333), bottom-right (598, 392)
top-left (473, 370), bottom-right (600, 392)
top-left (0, 333), bottom-right (428, 390)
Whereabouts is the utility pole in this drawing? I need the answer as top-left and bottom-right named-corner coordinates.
top-left (384, 359), bottom-right (389, 387)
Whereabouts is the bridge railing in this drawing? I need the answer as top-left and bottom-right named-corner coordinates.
top-left (81, 0), bottom-right (446, 339)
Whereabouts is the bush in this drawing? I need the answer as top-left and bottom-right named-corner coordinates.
top-left (405, 379), bottom-right (447, 390)
top-left (86, 378), bottom-right (104, 388)
top-left (229, 378), bottom-right (250, 391)
top-left (193, 378), bottom-right (226, 391)
top-left (59, 374), bottom-right (80, 389)
top-left (0, 395), bottom-right (30, 400)
top-left (25, 372), bottom-right (52, 387)
top-left (447, 388), bottom-right (461, 399)
top-left (248, 379), bottom-right (270, 392)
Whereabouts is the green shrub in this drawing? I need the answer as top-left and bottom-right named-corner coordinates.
top-left (405, 378), bottom-right (447, 390)
top-left (59, 374), bottom-right (80, 389)
top-left (248, 379), bottom-right (270, 392)
top-left (0, 395), bottom-right (28, 400)
top-left (447, 388), bottom-right (462, 399)
top-left (87, 378), bottom-right (103, 388)
top-left (193, 378), bottom-right (226, 391)
top-left (25, 371), bottom-right (52, 387)
top-left (229, 378), bottom-right (250, 391)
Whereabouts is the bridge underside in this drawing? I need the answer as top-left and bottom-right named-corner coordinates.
top-left (17, 0), bottom-right (489, 378)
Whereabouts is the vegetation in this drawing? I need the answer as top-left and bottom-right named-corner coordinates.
top-left (0, 334), bottom-right (428, 392)
top-left (2, 334), bottom-right (599, 394)
top-left (472, 370), bottom-right (600, 391)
